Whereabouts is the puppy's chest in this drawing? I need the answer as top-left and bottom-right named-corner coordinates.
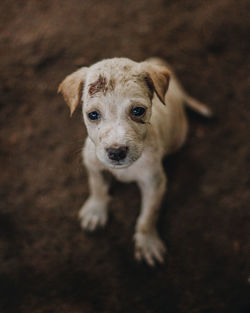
top-left (107, 153), bottom-right (153, 183)
top-left (108, 166), bottom-right (137, 183)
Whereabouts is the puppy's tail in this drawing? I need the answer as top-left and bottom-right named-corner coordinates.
top-left (181, 92), bottom-right (213, 117)
top-left (146, 57), bottom-right (213, 118)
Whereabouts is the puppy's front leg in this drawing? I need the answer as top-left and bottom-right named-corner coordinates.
top-left (79, 166), bottom-right (110, 232)
top-left (134, 169), bottom-right (167, 266)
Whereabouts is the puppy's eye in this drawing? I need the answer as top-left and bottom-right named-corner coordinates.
top-left (131, 107), bottom-right (146, 117)
top-left (88, 111), bottom-right (101, 121)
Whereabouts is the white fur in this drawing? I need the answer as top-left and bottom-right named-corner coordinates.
top-left (58, 57), bottom-right (211, 266)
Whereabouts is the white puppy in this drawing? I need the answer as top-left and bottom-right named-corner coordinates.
top-left (58, 57), bottom-right (211, 266)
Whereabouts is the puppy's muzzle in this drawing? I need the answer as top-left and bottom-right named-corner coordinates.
top-left (106, 146), bottom-right (128, 161)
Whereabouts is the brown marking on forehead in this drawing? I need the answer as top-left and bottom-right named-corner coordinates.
top-left (88, 75), bottom-right (115, 97)
top-left (88, 75), bottom-right (107, 96)
top-left (109, 79), bottom-right (115, 91)
top-left (123, 65), bottom-right (132, 71)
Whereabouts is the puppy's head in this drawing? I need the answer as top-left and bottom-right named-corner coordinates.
top-left (58, 58), bottom-right (170, 168)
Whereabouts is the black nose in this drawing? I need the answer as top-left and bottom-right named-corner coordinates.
top-left (106, 146), bottom-right (128, 161)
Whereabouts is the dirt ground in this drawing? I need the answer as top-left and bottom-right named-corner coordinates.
top-left (0, 0), bottom-right (249, 312)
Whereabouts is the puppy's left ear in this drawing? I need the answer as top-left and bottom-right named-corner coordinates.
top-left (141, 63), bottom-right (170, 105)
top-left (58, 67), bottom-right (88, 116)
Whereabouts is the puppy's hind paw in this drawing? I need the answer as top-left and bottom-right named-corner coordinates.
top-left (134, 231), bottom-right (166, 266)
top-left (79, 198), bottom-right (108, 232)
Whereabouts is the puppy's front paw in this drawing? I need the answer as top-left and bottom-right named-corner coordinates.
top-left (79, 198), bottom-right (108, 231)
top-left (134, 231), bottom-right (166, 266)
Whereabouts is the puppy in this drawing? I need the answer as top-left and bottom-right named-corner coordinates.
top-left (58, 57), bottom-right (211, 266)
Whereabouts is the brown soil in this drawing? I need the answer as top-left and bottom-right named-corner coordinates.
top-left (0, 0), bottom-right (249, 312)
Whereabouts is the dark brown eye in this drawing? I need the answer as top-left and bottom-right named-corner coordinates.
top-left (131, 107), bottom-right (146, 117)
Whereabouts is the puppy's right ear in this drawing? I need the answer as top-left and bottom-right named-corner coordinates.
top-left (141, 62), bottom-right (170, 105)
top-left (58, 67), bottom-right (88, 116)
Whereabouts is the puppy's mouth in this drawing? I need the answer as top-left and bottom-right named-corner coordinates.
top-left (100, 154), bottom-right (140, 169)
top-left (108, 162), bottom-right (132, 168)
top-left (105, 158), bottom-right (134, 169)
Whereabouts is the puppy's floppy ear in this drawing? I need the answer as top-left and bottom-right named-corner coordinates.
top-left (141, 63), bottom-right (170, 105)
top-left (58, 67), bottom-right (88, 116)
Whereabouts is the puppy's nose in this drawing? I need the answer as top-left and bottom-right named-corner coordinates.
top-left (106, 146), bottom-right (128, 161)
